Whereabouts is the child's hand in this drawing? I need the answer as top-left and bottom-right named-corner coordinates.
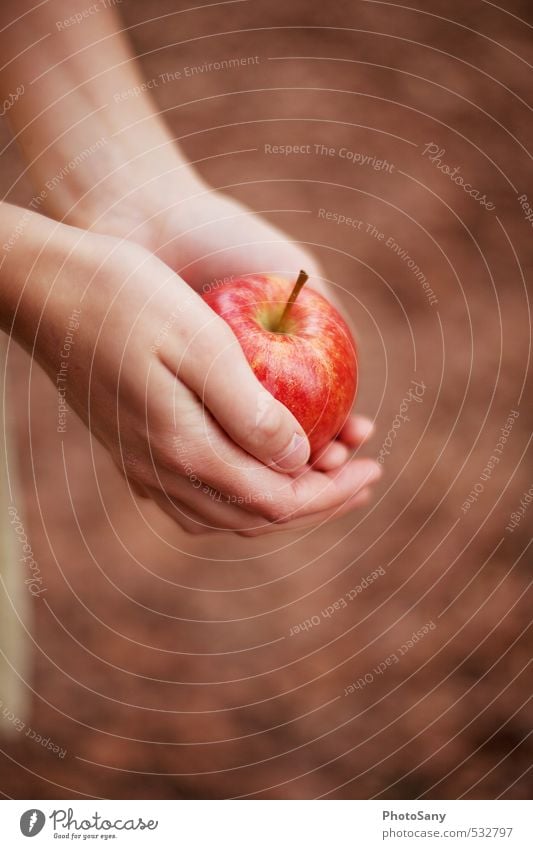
top-left (79, 174), bottom-right (377, 474)
top-left (0, 0), bottom-right (376, 483)
top-left (3, 210), bottom-right (380, 536)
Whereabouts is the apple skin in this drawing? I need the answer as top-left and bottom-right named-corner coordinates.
top-left (203, 274), bottom-right (358, 454)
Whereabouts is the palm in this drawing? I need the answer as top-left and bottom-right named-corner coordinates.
top-left (156, 188), bottom-right (323, 293)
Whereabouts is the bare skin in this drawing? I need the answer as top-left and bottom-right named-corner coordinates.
top-left (0, 1), bottom-right (380, 535)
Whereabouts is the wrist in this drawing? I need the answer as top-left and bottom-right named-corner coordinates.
top-left (61, 137), bottom-right (203, 249)
top-left (36, 115), bottom-right (208, 260)
top-left (0, 0), bottom-right (200, 247)
top-left (0, 205), bottom-right (79, 359)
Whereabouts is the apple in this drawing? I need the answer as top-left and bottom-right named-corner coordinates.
top-left (203, 270), bottom-right (358, 454)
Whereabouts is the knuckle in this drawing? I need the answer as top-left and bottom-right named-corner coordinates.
top-left (198, 320), bottom-right (236, 360)
top-left (251, 395), bottom-right (283, 445)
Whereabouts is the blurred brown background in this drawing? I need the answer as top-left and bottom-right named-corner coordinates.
top-left (1, 0), bottom-right (532, 798)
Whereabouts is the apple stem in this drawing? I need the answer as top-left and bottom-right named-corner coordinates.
top-left (276, 269), bottom-right (309, 331)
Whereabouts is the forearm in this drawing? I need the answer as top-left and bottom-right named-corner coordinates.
top-left (0, 0), bottom-right (190, 232)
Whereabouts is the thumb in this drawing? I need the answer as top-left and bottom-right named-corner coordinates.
top-left (176, 316), bottom-right (311, 472)
top-left (236, 383), bottom-right (311, 472)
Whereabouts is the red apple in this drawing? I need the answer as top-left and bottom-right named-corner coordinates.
top-left (203, 271), bottom-right (358, 454)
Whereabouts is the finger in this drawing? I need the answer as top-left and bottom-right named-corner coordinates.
top-left (310, 440), bottom-right (351, 471)
top-left (155, 445), bottom-right (381, 526)
top-left (158, 303), bottom-right (311, 472)
top-left (147, 488), bottom-right (223, 535)
top-left (150, 367), bottom-right (381, 523)
top-left (286, 459), bottom-right (382, 522)
top-left (338, 415), bottom-right (375, 447)
top-left (237, 485), bottom-right (374, 537)
top-left (147, 477), bottom-right (374, 537)
top-left (142, 427), bottom-right (380, 534)
top-left (147, 483), bottom-right (268, 534)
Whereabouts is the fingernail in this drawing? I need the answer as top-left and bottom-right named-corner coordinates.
top-left (271, 433), bottom-right (310, 472)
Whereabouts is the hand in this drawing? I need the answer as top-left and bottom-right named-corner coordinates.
top-left (4, 210), bottom-right (380, 536)
top-left (0, 0), bottom-right (380, 529)
top-left (77, 170), bottom-right (377, 473)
